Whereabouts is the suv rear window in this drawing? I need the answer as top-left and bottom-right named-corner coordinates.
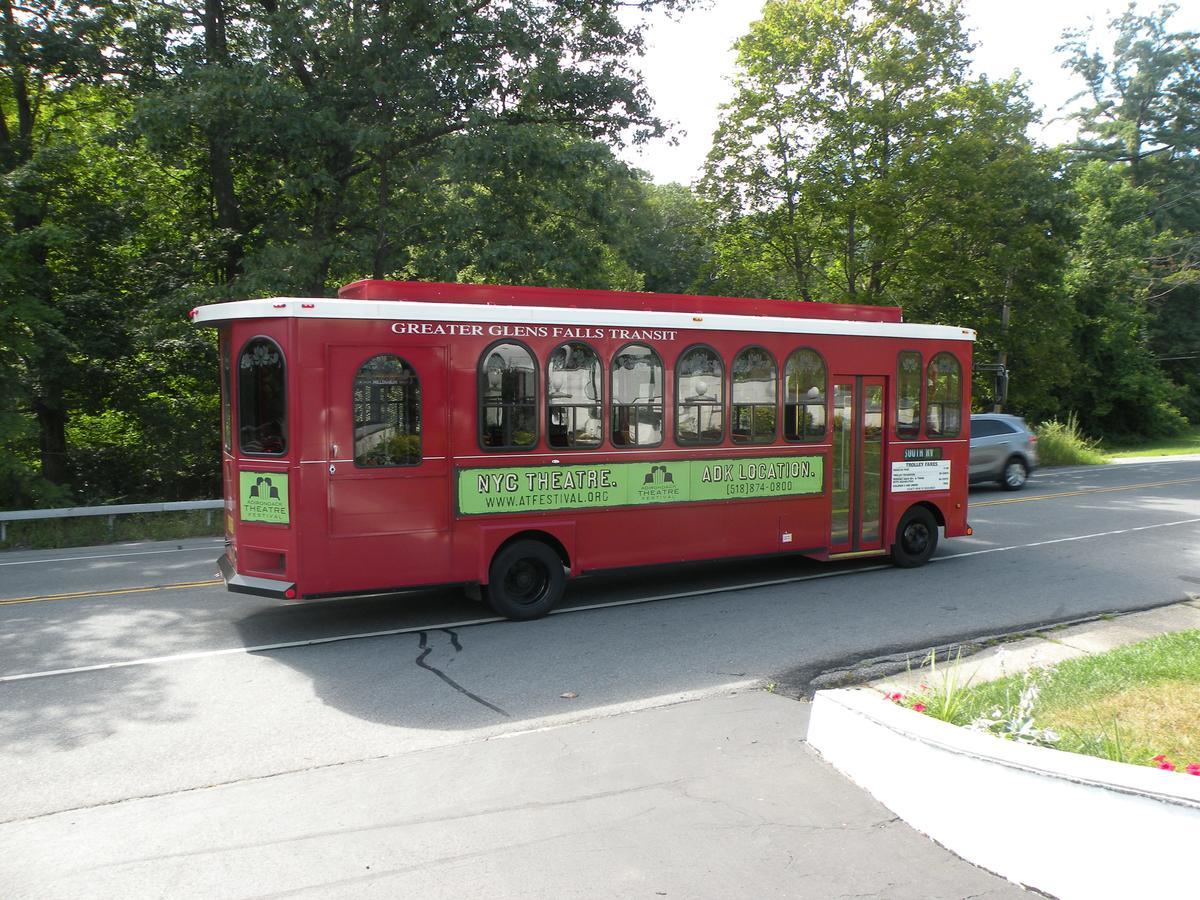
top-left (973, 419), bottom-right (1017, 437)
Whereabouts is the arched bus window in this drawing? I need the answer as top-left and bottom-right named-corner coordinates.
top-left (479, 342), bottom-right (537, 451)
top-left (353, 355), bottom-right (421, 467)
top-left (611, 344), bottom-right (663, 447)
top-left (926, 352), bottom-right (962, 438)
top-left (547, 342), bottom-right (602, 449)
top-left (732, 346), bottom-right (777, 444)
top-left (896, 351), bottom-right (922, 439)
top-left (238, 337), bottom-right (287, 455)
top-left (783, 348), bottom-right (827, 442)
top-left (221, 337), bottom-right (232, 453)
top-left (676, 345), bottom-right (724, 444)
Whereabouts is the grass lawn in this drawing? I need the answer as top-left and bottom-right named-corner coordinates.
top-left (907, 631), bottom-right (1200, 771)
top-left (1102, 426), bottom-right (1200, 459)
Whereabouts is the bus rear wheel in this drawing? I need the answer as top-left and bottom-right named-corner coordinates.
top-left (486, 540), bottom-right (565, 620)
top-left (892, 506), bottom-right (938, 568)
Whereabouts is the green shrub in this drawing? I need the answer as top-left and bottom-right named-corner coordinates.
top-left (1035, 413), bottom-right (1107, 466)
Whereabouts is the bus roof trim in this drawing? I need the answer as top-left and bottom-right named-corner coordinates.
top-left (191, 297), bottom-right (976, 342)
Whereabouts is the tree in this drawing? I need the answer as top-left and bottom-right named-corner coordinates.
top-left (1, 2), bottom-right (139, 500)
top-left (1061, 2), bottom-right (1200, 421)
top-left (704, 0), bottom-right (974, 304)
top-left (1, 0), bottom-right (704, 506)
top-left (623, 182), bottom-right (715, 295)
top-left (135, 0), bottom-right (700, 297)
top-left (703, 0), bottom-right (1076, 416)
top-left (375, 126), bottom-right (657, 291)
top-left (1060, 161), bottom-right (1186, 437)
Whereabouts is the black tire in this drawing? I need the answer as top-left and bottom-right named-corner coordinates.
top-left (485, 539), bottom-right (566, 620)
top-left (892, 506), bottom-right (939, 568)
top-left (1001, 456), bottom-right (1028, 491)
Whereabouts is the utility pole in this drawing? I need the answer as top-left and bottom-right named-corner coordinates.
top-left (995, 273), bottom-right (1011, 413)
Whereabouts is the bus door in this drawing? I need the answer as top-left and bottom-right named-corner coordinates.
top-left (324, 346), bottom-right (450, 585)
top-left (830, 376), bottom-right (885, 555)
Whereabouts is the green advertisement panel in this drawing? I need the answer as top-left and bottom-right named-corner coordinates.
top-left (239, 471), bottom-right (290, 524)
top-left (458, 455), bottom-right (823, 516)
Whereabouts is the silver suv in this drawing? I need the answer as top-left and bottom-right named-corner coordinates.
top-left (969, 413), bottom-right (1038, 490)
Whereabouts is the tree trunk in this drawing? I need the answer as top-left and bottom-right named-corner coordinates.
top-left (203, 0), bottom-right (244, 282)
top-left (32, 394), bottom-right (69, 488)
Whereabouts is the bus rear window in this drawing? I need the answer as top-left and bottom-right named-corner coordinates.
top-left (238, 337), bottom-right (287, 454)
top-left (926, 352), bottom-right (962, 438)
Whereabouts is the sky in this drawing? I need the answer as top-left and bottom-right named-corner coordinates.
top-left (618, 0), bottom-right (1200, 185)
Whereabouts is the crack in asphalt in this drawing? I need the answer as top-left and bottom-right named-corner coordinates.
top-left (415, 630), bottom-right (509, 718)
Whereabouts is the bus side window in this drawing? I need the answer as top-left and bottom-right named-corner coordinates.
top-left (676, 345), bottom-right (724, 444)
top-left (611, 344), bottom-right (664, 447)
top-left (547, 342), bottom-right (602, 449)
top-left (783, 349), bottom-right (827, 442)
top-left (238, 337), bottom-right (287, 455)
top-left (732, 346), bottom-right (777, 444)
top-left (926, 352), bottom-right (962, 438)
top-left (897, 351), bottom-right (922, 439)
top-left (353, 355), bottom-right (421, 467)
top-left (480, 342), bottom-right (537, 451)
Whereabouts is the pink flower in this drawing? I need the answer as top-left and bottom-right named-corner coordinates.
top-left (888, 692), bottom-right (903, 703)
top-left (1159, 761), bottom-right (1177, 771)
top-left (1152, 755), bottom-right (1168, 763)
top-left (1186, 764), bottom-right (1200, 776)
top-left (912, 702), bottom-right (927, 712)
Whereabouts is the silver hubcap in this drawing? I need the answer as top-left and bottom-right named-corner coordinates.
top-left (1005, 461), bottom-right (1026, 487)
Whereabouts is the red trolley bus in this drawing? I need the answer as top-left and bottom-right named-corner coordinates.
top-left (193, 281), bottom-right (974, 619)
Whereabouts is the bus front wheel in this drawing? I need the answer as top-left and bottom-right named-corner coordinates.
top-left (486, 540), bottom-right (565, 620)
top-left (892, 506), bottom-right (938, 568)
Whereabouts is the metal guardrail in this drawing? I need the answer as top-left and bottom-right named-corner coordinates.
top-left (0, 500), bottom-right (223, 542)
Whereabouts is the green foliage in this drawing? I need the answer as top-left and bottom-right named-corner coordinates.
top-left (1034, 414), bottom-right (1108, 467)
top-left (943, 631), bottom-right (1200, 767)
top-left (1104, 425), bottom-right (1200, 457)
top-left (703, 0), bottom-right (1077, 420)
top-left (905, 648), bottom-right (976, 724)
top-left (1059, 161), bottom-right (1188, 438)
top-left (1060, 5), bottom-right (1200, 432)
top-left (0, 0), bottom-right (699, 508)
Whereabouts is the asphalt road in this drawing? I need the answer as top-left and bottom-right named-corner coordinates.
top-left (1, 456), bottom-right (1199, 895)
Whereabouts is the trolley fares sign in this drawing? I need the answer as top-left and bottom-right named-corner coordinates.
top-left (458, 455), bottom-right (823, 516)
top-left (239, 471), bottom-right (290, 524)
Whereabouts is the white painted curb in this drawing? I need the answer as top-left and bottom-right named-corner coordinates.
top-left (807, 688), bottom-right (1200, 899)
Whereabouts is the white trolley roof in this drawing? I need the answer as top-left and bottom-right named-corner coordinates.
top-left (192, 297), bottom-right (976, 343)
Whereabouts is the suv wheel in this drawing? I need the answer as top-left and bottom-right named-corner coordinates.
top-left (1002, 457), bottom-right (1028, 491)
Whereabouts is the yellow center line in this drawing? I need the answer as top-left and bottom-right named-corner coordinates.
top-left (973, 476), bottom-right (1200, 507)
top-left (0, 580), bottom-right (222, 607)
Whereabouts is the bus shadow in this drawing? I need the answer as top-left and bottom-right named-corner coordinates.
top-left (230, 554), bottom-right (860, 731)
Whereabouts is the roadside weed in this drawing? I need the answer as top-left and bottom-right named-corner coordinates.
top-left (1035, 413), bottom-right (1106, 466)
top-left (969, 669), bottom-right (1060, 748)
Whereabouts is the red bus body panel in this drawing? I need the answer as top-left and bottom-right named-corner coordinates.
top-left (208, 282), bottom-right (972, 600)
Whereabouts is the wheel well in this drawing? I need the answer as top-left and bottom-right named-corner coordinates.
top-left (906, 501), bottom-right (945, 528)
top-left (492, 531), bottom-right (571, 573)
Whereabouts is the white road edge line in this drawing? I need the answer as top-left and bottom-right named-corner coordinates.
top-left (0, 543), bottom-right (225, 568)
top-left (4, 516), bottom-right (1200, 684)
top-left (934, 516), bottom-right (1200, 560)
